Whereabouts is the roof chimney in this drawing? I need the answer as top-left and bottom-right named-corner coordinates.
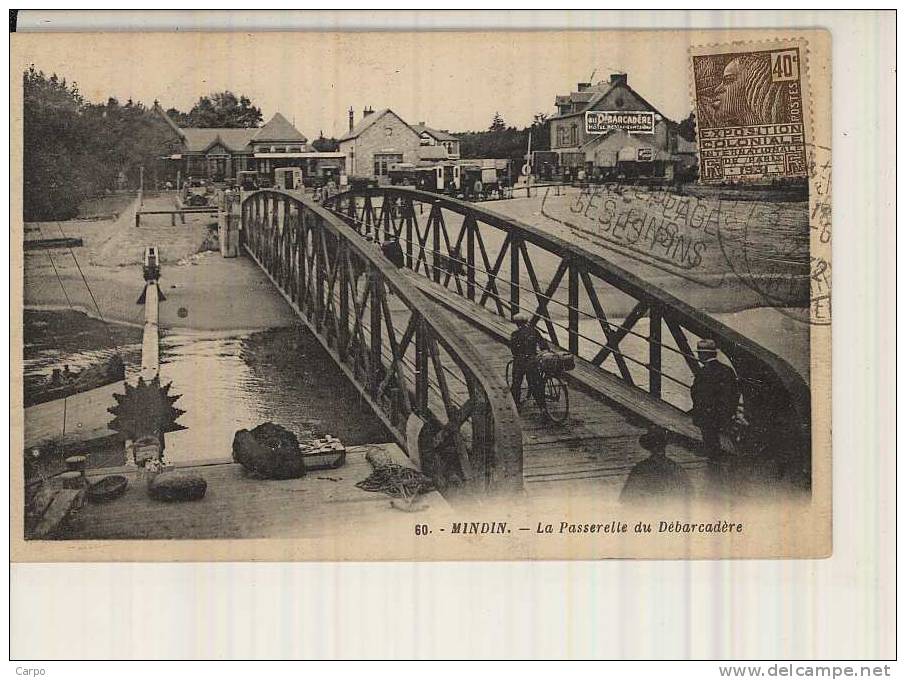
top-left (610, 73), bottom-right (627, 86)
top-left (362, 106), bottom-right (375, 119)
top-left (577, 82), bottom-right (591, 92)
top-left (348, 106), bottom-right (354, 132)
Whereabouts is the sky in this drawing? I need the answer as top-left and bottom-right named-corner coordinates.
top-left (14, 31), bottom-right (700, 137)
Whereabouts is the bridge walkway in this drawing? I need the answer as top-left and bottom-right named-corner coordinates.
top-left (391, 268), bottom-right (711, 496)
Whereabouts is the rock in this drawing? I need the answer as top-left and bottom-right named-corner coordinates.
top-left (148, 471), bottom-right (207, 501)
top-left (232, 422), bottom-right (306, 479)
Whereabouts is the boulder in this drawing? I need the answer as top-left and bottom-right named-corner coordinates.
top-left (148, 471), bottom-right (207, 501)
top-left (232, 422), bottom-right (306, 479)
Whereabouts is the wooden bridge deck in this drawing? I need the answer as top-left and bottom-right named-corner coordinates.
top-left (386, 269), bottom-right (712, 497)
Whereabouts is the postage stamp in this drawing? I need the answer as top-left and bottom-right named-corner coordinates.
top-left (691, 41), bottom-right (810, 184)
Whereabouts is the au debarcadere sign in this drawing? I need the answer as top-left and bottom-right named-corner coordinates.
top-left (586, 110), bottom-right (655, 135)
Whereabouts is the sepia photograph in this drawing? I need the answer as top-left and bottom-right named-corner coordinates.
top-left (12, 28), bottom-right (831, 561)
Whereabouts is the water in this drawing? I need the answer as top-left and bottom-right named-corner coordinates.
top-left (24, 310), bottom-right (392, 463)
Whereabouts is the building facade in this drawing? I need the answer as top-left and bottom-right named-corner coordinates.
top-left (154, 106), bottom-right (345, 183)
top-left (338, 108), bottom-right (425, 180)
top-left (411, 123), bottom-right (461, 159)
top-left (548, 73), bottom-right (693, 179)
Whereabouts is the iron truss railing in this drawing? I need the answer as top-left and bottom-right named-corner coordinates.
top-left (326, 187), bottom-right (812, 475)
top-left (240, 189), bottom-right (523, 494)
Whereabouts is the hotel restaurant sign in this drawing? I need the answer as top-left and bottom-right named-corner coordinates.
top-left (585, 110), bottom-right (656, 135)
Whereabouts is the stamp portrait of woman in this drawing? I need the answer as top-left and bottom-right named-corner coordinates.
top-left (695, 53), bottom-right (791, 128)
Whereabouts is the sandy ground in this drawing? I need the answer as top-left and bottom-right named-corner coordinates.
top-left (24, 193), bottom-right (297, 332)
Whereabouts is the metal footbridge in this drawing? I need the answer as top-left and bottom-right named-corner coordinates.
top-left (239, 187), bottom-right (810, 496)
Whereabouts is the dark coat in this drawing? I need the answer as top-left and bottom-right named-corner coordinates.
top-left (509, 325), bottom-right (545, 360)
top-left (381, 240), bottom-right (405, 269)
top-left (691, 359), bottom-right (740, 428)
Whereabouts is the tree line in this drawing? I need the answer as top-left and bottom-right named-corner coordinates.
top-left (453, 113), bottom-right (551, 169)
top-left (22, 65), bottom-right (263, 221)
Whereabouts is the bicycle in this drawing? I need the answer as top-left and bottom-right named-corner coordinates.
top-left (506, 354), bottom-right (571, 426)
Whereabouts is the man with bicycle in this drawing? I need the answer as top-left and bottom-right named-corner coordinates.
top-left (509, 313), bottom-right (548, 411)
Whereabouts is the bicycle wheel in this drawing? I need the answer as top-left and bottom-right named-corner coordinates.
top-left (543, 376), bottom-right (569, 425)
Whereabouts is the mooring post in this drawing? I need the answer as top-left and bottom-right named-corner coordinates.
top-left (140, 246), bottom-right (162, 381)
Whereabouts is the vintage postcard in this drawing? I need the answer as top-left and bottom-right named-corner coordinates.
top-left (10, 28), bottom-right (831, 561)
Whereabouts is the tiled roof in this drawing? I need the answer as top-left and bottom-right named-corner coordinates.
top-left (252, 113), bottom-right (307, 143)
top-left (152, 105), bottom-right (308, 152)
top-left (411, 124), bottom-right (459, 142)
top-left (179, 128), bottom-right (257, 153)
top-left (338, 109), bottom-right (393, 142)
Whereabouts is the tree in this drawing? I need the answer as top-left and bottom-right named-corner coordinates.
top-left (489, 111), bottom-right (506, 132)
top-left (311, 131), bottom-right (339, 152)
top-left (455, 126), bottom-right (528, 166)
top-left (185, 91), bottom-right (263, 128)
top-left (23, 65), bottom-right (94, 220)
top-left (165, 107), bottom-right (191, 127)
top-left (533, 112), bottom-right (549, 126)
top-left (677, 111), bottom-right (696, 142)
top-left (22, 65), bottom-right (183, 220)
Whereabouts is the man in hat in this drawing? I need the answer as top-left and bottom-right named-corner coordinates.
top-left (690, 339), bottom-right (740, 460)
top-left (509, 313), bottom-right (547, 410)
top-left (620, 426), bottom-right (692, 504)
top-left (381, 235), bottom-right (405, 269)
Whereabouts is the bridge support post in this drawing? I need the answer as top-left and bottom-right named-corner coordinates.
top-left (414, 320), bottom-right (429, 415)
top-left (314, 228), bottom-right (324, 331)
top-left (649, 306), bottom-right (662, 398)
top-left (568, 263), bottom-right (580, 354)
top-left (405, 199), bottom-right (414, 269)
top-left (364, 195), bottom-right (373, 238)
top-left (465, 214), bottom-right (476, 301)
top-left (382, 199), bottom-right (392, 241)
top-left (431, 203), bottom-right (442, 284)
top-left (509, 235), bottom-right (521, 316)
top-left (338, 242), bottom-right (349, 360)
top-left (370, 272), bottom-right (383, 396)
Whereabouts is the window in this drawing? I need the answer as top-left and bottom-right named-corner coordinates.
top-left (556, 125), bottom-right (574, 148)
top-left (373, 153), bottom-right (403, 177)
top-left (570, 124), bottom-right (578, 146)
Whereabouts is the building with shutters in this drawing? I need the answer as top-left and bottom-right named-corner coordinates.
top-left (548, 73), bottom-right (695, 179)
